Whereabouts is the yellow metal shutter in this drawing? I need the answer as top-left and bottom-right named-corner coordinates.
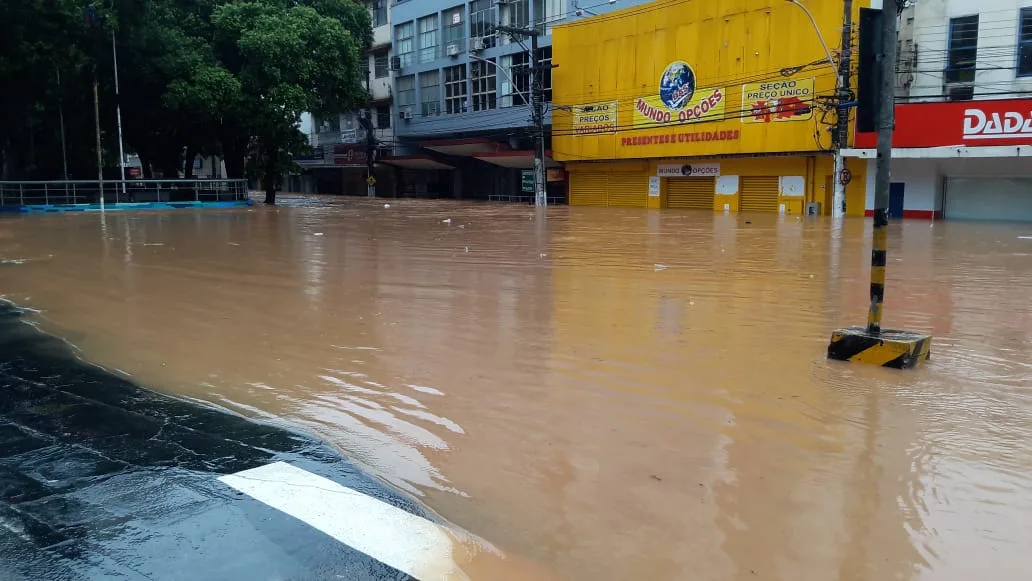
top-left (739, 176), bottom-right (780, 213)
top-left (569, 172), bottom-right (608, 206)
top-left (667, 177), bottom-right (715, 210)
top-left (606, 173), bottom-right (647, 207)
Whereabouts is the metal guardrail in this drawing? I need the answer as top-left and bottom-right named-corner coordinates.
top-left (0, 179), bottom-right (249, 207)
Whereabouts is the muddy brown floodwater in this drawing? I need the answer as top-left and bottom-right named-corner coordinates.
top-left (2, 196), bottom-right (1032, 580)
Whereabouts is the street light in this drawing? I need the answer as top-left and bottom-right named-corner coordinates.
top-left (785, 0), bottom-right (848, 219)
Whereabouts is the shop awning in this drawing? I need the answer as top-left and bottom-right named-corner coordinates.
top-left (420, 138), bottom-right (508, 157)
top-left (471, 150), bottom-right (560, 168)
top-left (378, 156), bottom-right (455, 170)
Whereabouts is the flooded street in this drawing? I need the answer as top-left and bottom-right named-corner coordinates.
top-left (2, 197), bottom-right (1031, 581)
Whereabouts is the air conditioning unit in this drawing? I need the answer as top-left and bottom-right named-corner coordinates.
top-left (471, 37), bottom-right (485, 52)
top-left (446, 43), bottom-right (460, 57)
top-left (389, 56), bottom-right (402, 70)
top-left (945, 83), bottom-right (974, 102)
top-left (399, 109), bottom-right (413, 121)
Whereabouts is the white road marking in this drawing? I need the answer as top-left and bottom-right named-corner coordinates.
top-left (219, 462), bottom-right (468, 581)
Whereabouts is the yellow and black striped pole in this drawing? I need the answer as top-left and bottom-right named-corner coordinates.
top-left (827, 2), bottom-right (931, 369)
top-left (866, 208), bottom-right (888, 333)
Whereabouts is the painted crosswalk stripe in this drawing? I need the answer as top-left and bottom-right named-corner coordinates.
top-left (219, 462), bottom-right (467, 581)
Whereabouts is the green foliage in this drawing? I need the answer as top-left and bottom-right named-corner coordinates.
top-left (0, 0), bottom-right (371, 196)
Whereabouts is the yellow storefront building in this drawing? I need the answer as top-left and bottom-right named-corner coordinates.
top-left (551, 0), bottom-right (868, 215)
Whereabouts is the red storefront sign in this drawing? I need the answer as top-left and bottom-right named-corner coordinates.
top-left (854, 98), bottom-right (1032, 148)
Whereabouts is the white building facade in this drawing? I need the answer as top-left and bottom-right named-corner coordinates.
top-left (847, 0), bottom-right (1032, 221)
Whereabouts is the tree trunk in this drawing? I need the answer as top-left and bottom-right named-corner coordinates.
top-left (263, 144), bottom-right (278, 205)
top-left (183, 146), bottom-right (197, 179)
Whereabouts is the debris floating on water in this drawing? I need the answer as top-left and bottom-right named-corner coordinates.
top-left (384, 204), bottom-right (391, 208)
top-left (314, 233), bottom-right (324, 236)
top-left (654, 264), bottom-right (668, 271)
top-left (442, 218), bottom-right (452, 224)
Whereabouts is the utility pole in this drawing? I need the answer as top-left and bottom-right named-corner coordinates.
top-left (827, 1), bottom-right (931, 369)
top-left (86, 4), bottom-right (105, 210)
top-left (359, 111), bottom-right (377, 197)
top-left (832, 0), bottom-right (853, 219)
top-left (494, 24), bottom-right (546, 207)
top-left (112, 29), bottom-right (127, 195)
top-left (56, 68), bottom-right (69, 181)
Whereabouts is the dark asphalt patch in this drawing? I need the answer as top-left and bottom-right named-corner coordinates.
top-left (0, 302), bottom-right (425, 580)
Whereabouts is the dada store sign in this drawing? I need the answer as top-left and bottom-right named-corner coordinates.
top-left (633, 61), bottom-right (726, 128)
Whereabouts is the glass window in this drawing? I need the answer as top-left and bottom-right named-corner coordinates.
top-left (397, 75), bottom-right (416, 114)
top-left (376, 106), bottom-right (391, 129)
top-left (418, 16), bottom-right (438, 63)
top-left (1019, 8), bottom-right (1032, 76)
top-left (499, 0), bottom-right (528, 43)
top-left (444, 64), bottom-right (467, 114)
top-left (443, 6), bottom-right (465, 54)
top-left (420, 70), bottom-right (441, 117)
top-left (372, 0), bottom-right (387, 27)
top-left (536, 46), bottom-right (552, 102)
top-left (500, 52), bottom-right (530, 108)
top-left (471, 59), bottom-right (497, 111)
top-left (469, 0), bottom-right (496, 48)
top-left (946, 15), bottom-right (978, 84)
top-left (396, 22), bottom-right (415, 67)
top-left (374, 52), bottom-right (389, 78)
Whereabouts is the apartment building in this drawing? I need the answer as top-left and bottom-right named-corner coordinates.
top-left (847, 0), bottom-right (1032, 221)
top-left (294, 0), bottom-right (398, 196)
top-left (381, 0), bottom-right (648, 200)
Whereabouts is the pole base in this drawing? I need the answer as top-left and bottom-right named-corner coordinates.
top-left (827, 327), bottom-right (931, 369)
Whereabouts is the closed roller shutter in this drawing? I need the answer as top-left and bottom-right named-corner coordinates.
top-left (569, 172), bottom-right (608, 206)
top-left (607, 173), bottom-right (647, 207)
top-left (667, 177), bottom-right (716, 210)
top-left (944, 177), bottom-right (1032, 222)
top-left (740, 176), bottom-right (780, 213)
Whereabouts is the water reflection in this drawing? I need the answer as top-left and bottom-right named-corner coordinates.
top-left (2, 199), bottom-right (1031, 580)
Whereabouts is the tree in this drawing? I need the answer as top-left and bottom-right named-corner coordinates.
top-left (212, 1), bottom-right (369, 204)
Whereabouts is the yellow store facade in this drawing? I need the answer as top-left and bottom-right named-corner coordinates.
top-left (551, 0), bottom-right (868, 216)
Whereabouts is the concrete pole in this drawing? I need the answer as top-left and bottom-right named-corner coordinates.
top-left (112, 30), bottom-right (127, 196)
top-left (93, 69), bottom-right (105, 211)
top-left (866, 2), bottom-right (898, 334)
top-left (531, 33), bottom-right (546, 208)
top-left (833, 0), bottom-right (854, 218)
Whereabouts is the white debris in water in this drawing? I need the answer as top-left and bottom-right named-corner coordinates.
top-left (689, 300), bottom-right (695, 306)
top-left (1019, 236), bottom-right (1032, 240)
top-left (384, 203), bottom-right (391, 208)
top-left (458, 224), bottom-right (465, 229)
top-left (654, 264), bottom-right (668, 271)
top-left (539, 253), bottom-right (547, 258)
top-left (442, 218), bottom-right (452, 224)
top-left (228, 242), bottom-right (240, 246)
top-left (314, 232), bottom-right (324, 236)
top-left (143, 243), bottom-right (164, 246)
top-left (464, 246), bottom-right (469, 253)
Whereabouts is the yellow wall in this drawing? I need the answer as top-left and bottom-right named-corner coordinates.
top-left (566, 154), bottom-right (869, 216)
top-left (552, 0), bottom-right (867, 162)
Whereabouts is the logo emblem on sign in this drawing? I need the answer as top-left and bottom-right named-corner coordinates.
top-left (659, 61), bottom-right (696, 111)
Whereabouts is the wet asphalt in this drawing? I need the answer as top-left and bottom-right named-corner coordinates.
top-left (0, 303), bottom-right (423, 580)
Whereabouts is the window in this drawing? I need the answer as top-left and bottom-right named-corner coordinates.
top-left (374, 51), bottom-right (389, 78)
top-left (420, 70), bottom-right (441, 117)
top-left (444, 64), bottom-right (467, 114)
top-left (1019, 9), bottom-right (1032, 76)
top-left (499, 0), bottom-right (528, 44)
top-left (500, 52), bottom-right (529, 107)
top-left (443, 7), bottom-right (465, 54)
top-left (376, 105), bottom-right (391, 129)
top-left (533, 0), bottom-right (565, 34)
top-left (418, 15), bottom-right (438, 62)
top-left (945, 15), bottom-right (978, 84)
top-left (471, 59), bottom-right (497, 111)
top-left (396, 22), bottom-right (415, 67)
top-left (372, 0), bottom-right (387, 27)
top-left (536, 46), bottom-right (552, 102)
top-left (397, 75), bottom-right (416, 114)
top-left (469, 0), bottom-right (496, 48)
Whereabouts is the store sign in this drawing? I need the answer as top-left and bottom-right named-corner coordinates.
top-left (854, 98), bottom-right (1032, 148)
top-left (546, 168), bottom-right (566, 182)
top-left (742, 78), bottom-right (814, 123)
top-left (634, 61), bottom-right (726, 127)
top-left (657, 163), bottom-right (720, 177)
top-left (620, 129), bottom-right (740, 147)
top-left (521, 170), bottom-right (534, 192)
top-left (573, 101), bottom-right (618, 135)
